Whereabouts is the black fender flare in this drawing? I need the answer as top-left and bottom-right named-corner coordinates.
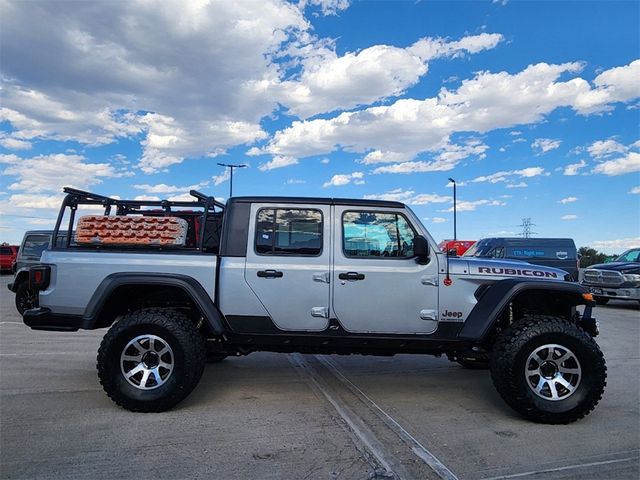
top-left (8, 268), bottom-right (30, 292)
top-left (458, 279), bottom-right (592, 341)
top-left (81, 272), bottom-right (226, 334)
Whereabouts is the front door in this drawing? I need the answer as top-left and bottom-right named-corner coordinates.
top-left (332, 207), bottom-right (439, 334)
top-left (245, 203), bottom-right (331, 331)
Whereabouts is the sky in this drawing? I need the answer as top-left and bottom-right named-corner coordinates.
top-left (1, 0), bottom-right (639, 253)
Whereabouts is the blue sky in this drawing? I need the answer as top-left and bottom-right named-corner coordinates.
top-left (1, 0), bottom-right (639, 252)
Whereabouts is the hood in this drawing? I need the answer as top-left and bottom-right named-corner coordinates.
top-left (587, 262), bottom-right (640, 274)
top-left (450, 257), bottom-right (568, 281)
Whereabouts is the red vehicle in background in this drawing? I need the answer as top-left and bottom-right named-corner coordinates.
top-left (438, 239), bottom-right (475, 256)
top-left (0, 244), bottom-right (19, 273)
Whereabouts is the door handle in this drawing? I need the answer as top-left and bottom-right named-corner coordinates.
top-left (338, 272), bottom-right (365, 281)
top-left (257, 269), bottom-right (284, 278)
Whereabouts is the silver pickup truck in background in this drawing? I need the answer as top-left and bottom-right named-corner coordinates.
top-left (18, 187), bottom-right (606, 424)
top-left (581, 248), bottom-right (640, 305)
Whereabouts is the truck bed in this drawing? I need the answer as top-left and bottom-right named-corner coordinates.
top-left (39, 250), bottom-right (217, 316)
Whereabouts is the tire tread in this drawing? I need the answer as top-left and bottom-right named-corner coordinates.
top-left (490, 315), bottom-right (606, 424)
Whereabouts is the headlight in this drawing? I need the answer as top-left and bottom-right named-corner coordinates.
top-left (623, 274), bottom-right (640, 283)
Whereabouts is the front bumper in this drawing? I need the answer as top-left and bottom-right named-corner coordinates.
top-left (23, 307), bottom-right (84, 331)
top-left (584, 285), bottom-right (640, 301)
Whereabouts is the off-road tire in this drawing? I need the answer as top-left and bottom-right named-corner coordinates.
top-left (594, 296), bottom-right (609, 305)
top-left (15, 282), bottom-right (38, 315)
top-left (490, 315), bottom-right (606, 424)
top-left (97, 308), bottom-right (206, 412)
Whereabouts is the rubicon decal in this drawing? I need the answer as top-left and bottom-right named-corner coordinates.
top-left (477, 267), bottom-right (558, 278)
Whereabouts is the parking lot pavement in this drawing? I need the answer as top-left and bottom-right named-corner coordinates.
top-left (1, 273), bottom-right (639, 480)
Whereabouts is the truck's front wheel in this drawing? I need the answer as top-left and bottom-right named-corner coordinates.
top-left (490, 315), bottom-right (606, 424)
top-left (97, 309), bottom-right (206, 412)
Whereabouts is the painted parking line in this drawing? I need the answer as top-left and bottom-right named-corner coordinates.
top-left (318, 355), bottom-right (458, 480)
top-left (288, 353), bottom-right (404, 479)
top-left (482, 455), bottom-right (639, 479)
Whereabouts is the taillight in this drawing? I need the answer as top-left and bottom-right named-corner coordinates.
top-left (29, 266), bottom-right (51, 291)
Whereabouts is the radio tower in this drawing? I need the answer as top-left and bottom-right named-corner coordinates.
top-left (519, 217), bottom-right (536, 238)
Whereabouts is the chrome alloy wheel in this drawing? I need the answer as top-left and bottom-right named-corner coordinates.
top-left (525, 344), bottom-right (582, 401)
top-left (120, 335), bottom-right (174, 390)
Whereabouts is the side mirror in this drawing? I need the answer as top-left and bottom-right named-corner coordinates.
top-left (414, 235), bottom-right (429, 264)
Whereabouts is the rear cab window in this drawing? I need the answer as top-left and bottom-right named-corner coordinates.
top-left (255, 208), bottom-right (323, 256)
top-left (342, 211), bottom-right (415, 258)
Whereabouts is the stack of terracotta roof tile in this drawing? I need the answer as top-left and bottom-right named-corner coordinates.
top-left (76, 215), bottom-right (188, 247)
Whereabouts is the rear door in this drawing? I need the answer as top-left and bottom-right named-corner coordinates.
top-left (331, 207), bottom-right (439, 334)
top-left (244, 203), bottom-right (331, 331)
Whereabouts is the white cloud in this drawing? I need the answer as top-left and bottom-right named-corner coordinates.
top-left (441, 199), bottom-right (506, 212)
top-left (587, 139), bottom-right (627, 158)
top-left (3, 193), bottom-right (64, 209)
top-left (212, 169), bottom-right (231, 186)
top-left (258, 61), bottom-right (640, 171)
top-left (592, 237), bottom-right (640, 253)
top-left (0, 133), bottom-right (32, 150)
top-left (430, 217), bottom-right (448, 224)
top-left (286, 178), bottom-right (307, 184)
top-left (558, 196), bottom-right (578, 204)
top-left (561, 214), bottom-right (578, 220)
top-left (531, 138), bottom-right (561, 154)
top-left (0, 1), bottom-right (307, 171)
top-left (1, 153), bottom-right (119, 193)
top-left (472, 167), bottom-right (545, 184)
top-left (592, 151), bottom-right (640, 176)
top-left (446, 180), bottom-right (467, 187)
top-left (506, 182), bottom-right (528, 188)
top-left (563, 159), bottom-right (587, 176)
top-left (363, 189), bottom-right (451, 205)
top-left (133, 182), bottom-right (208, 194)
top-left (320, 158), bottom-right (330, 164)
top-left (300, 0), bottom-right (351, 16)
top-left (259, 155), bottom-right (299, 171)
top-left (277, 33), bottom-right (504, 119)
top-left (630, 186), bottom-right (640, 194)
top-left (134, 195), bottom-right (161, 201)
top-left (323, 171), bottom-right (364, 187)
top-left (509, 130), bottom-right (522, 136)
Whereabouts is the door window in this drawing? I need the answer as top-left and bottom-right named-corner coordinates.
top-left (342, 211), bottom-right (415, 258)
top-left (255, 208), bottom-right (323, 256)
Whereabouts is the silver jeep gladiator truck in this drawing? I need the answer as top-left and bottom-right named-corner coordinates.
top-left (20, 188), bottom-right (605, 424)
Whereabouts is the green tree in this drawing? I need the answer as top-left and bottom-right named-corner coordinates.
top-left (578, 247), bottom-right (609, 268)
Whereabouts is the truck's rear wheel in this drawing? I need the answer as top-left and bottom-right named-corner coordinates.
top-left (490, 315), bottom-right (606, 424)
top-left (15, 282), bottom-right (38, 315)
top-left (97, 308), bottom-right (206, 412)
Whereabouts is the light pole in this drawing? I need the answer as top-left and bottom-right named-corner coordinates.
top-left (217, 163), bottom-right (247, 198)
top-left (448, 177), bottom-right (457, 240)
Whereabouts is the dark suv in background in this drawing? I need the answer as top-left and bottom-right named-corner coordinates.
top-left (581, 248), bottom-right (640, 305)
top-left (8, 230), bottom-right (67, 314)
top-left (463, 237), bottom-right (579, 280)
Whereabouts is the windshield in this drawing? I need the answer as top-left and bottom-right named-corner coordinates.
top-left (21, 235), bottom-right (51, 258)
top-left (463, 242), bottom-right (493, 257)
top-left (616, 248), bottom-right (640, 263)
